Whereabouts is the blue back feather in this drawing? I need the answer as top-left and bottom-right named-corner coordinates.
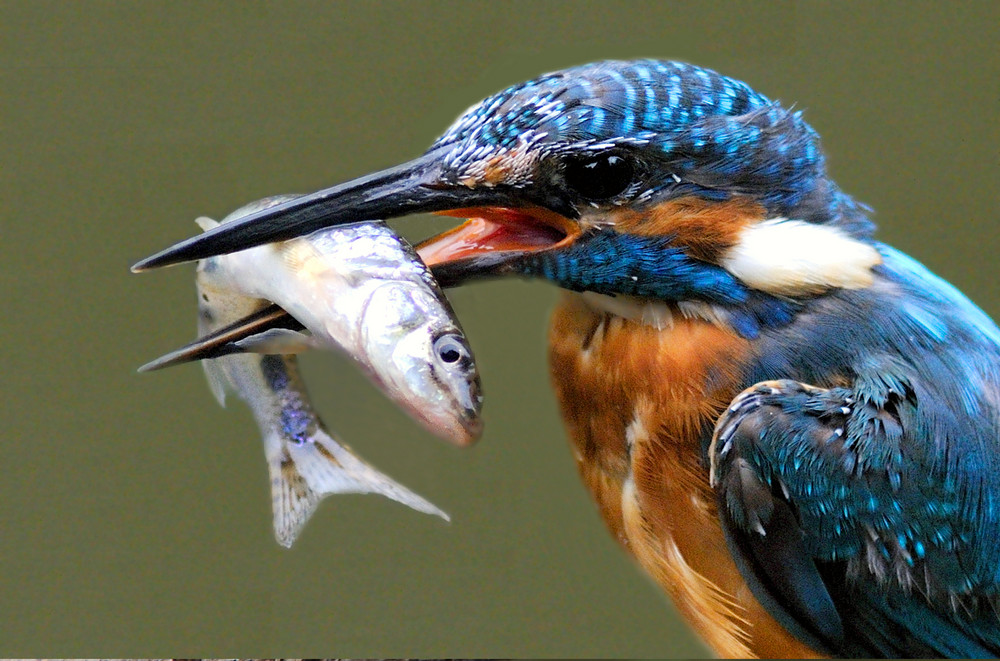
top-left (745, 247), bottom-right (1000, 643)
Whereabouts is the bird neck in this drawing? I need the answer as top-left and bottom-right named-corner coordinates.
top-left (575, 291), bottom-right (732, 332)
top-left (514, 193), bottom-right (881, 340)
top-left (564, 286), bottom-right (800, 341)
top-left (549, 291), bottom-right (757, 468)
top-left (546, 290), bottom-right (822, 658)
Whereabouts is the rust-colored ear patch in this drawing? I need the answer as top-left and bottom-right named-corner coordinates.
top-left (606, 196), bottom-right (881, 295)
top-left (609, 196), bottom-right (766, 263)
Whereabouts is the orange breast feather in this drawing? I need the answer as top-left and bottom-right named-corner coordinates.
top-left (548, 293), bottom-right (821, 659)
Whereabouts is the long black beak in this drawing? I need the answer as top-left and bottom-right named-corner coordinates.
top-left (132, 150), bottom-right (512, 272)
top-left (137, 304), bottom-right (303, 372)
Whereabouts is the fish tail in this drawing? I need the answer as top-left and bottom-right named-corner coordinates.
top-left (267, 427), bottom-right (449, 548)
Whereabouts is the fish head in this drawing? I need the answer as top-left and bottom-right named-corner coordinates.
top-left (360, 281), bottom-right (483, 446)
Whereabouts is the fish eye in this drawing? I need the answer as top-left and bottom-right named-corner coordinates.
top-left (562, 151), bottom-right (635, 201)
top-left (433, 333), bottom-right (471, 368)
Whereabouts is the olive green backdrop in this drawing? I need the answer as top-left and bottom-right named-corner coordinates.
top-left (3, 0), bottom-right (998, 657)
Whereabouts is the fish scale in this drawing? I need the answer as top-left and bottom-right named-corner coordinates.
top-left (141, 196), bottom-right (484, 546)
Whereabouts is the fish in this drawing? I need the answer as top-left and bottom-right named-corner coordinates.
top-left (142, 195), bottom-right (483, 546)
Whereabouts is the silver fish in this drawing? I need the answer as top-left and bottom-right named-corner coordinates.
top-left (146, 195), bottom-right (483, 547)
top-left (194, 196), bottom-right (483, 446)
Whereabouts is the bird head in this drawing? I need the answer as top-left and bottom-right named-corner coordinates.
top-left (133, 60), bottom-right (881, 333)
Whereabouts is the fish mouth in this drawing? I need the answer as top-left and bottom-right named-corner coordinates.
top-left (430, 408), bottom-right (484, 448)
top-left (376, 376), bottom-right (483, 447)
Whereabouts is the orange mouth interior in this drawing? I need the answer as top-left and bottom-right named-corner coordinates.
top-left (416, 206), bottom-right (578, 267)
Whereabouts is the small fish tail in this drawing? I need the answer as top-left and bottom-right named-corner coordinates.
top-left (267, 427), bottom-right (449, 548)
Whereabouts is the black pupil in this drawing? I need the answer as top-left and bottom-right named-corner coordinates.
top-left (436, 337), bottom-right (465, 364)
top-left (564, 153), bottom-right (634, 200)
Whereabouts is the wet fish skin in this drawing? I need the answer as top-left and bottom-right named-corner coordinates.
top-left (198, 195), bottom-right (483, 447)
top-left (192, 196), bottom-right (479, 547)
top-left (197, 254), bottom-right (450, 547)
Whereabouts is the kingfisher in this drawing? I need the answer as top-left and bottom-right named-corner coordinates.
top-left (133, 60), bottom-right (1000, 658)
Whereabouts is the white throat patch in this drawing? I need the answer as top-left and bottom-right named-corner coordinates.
top-left (580, 291), bottom-right (729, 331)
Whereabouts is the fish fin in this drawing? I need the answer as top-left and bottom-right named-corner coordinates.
top-left (269, 442), bottom-right (322, 548)
top-left (233, 328), bottom-right (316, 354)
top-left (200, 357), bottom-right (231, 407)
top-left (195, 216), bottom-right (220, 231)
top-left (268, 428), bottom-right (449, 547)
top-left (280, 239), bottom-right (316, 275)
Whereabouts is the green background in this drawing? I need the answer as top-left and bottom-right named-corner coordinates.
top-left (3, 1), bottom-right (998, 657)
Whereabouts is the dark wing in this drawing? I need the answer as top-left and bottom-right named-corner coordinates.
top-left (710, 379), bottom-right (1000, 658)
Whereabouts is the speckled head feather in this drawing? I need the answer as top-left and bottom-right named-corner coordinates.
top-left (432, 59), bottom-right (871, 235)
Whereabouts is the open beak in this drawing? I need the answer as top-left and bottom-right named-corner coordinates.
top-left (137, 201), bottom-right (581, 370)
top-left (132, 149), bottom-right (579, 274)
top-left (416, 205), bottom-right (579, 283)
top-left (134, 151), bottom-right (584, 370)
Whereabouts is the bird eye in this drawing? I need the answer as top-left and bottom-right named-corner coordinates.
top-left (433, 333), bottom-right (471, 368)
top-left (562, 152), bottom-right (635, 201)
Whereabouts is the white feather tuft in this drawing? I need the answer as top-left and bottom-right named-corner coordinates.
top-left (721, 219), bottom-right (882, 295)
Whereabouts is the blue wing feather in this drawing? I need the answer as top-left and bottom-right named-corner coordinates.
top-left (713, 245), bottom-right (1000, 657)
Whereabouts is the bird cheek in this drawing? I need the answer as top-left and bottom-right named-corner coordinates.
top-left (607, 196), bottom-right (765, 264)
